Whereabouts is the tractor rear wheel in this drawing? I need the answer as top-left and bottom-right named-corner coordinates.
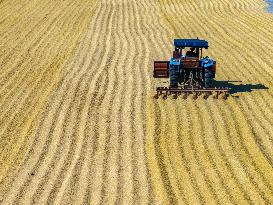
top-left (170, 65), bottom-right (178, 87)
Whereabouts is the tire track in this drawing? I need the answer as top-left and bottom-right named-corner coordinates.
top-left (161, 101), bottom-right (190, 204)
top-left (154, 101), bottom-right (178, 204)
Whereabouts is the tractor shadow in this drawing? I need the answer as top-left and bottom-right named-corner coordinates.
top-left (213, 80), bottom-right (269, 95)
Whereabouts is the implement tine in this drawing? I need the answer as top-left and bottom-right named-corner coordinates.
top-left (163, 91), bottom-right (168, 99)
top-left (155, 86), bottom-right (231, 99)
top-left (173, 92), bottom-right (178, 99)
top-left (154, 91), bottom-right (159, 99)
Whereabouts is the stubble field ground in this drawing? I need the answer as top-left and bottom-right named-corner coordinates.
top-left (0, 0), bottom-right (273, 204)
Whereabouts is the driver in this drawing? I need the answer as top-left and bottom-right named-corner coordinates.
top-left (186, 47), bottom-right (197, 57)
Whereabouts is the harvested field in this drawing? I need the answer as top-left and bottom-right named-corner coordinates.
top-left (0, 0), bottom-right (273, 204)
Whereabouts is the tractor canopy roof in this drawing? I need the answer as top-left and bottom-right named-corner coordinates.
top-left (174, 39), bottom-right (209, 49)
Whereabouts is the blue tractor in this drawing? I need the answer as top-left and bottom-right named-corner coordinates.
top-left (153, 38), bottom-right (229, 99)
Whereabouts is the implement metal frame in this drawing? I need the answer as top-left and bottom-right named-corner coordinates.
top-left (155, 86), bottom-right (230, 99)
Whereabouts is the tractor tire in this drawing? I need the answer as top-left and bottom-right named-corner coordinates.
top-left (170, 65), bottom-right (178, 87)
top-left (204, 78), bottom-right (212, 88)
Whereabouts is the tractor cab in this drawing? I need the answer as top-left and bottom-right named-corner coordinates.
top-left (153, 38), bottom-right (209, 78)
top-left (172, 38), bottom-right (209, 60)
